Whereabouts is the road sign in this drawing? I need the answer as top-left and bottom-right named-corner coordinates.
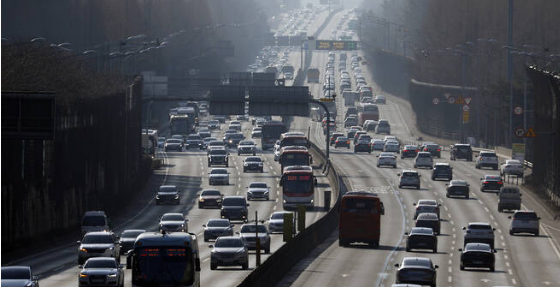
top-left (465, 97), bottom-right (472, 105)
top-left (462, 104), bottom-right (470, 112)
top-left (462, 111), bottom-right (469, 123)
top-left (444, 93), bottom-right (451, 99)
top-left (525, 127), bottom-right (537, 138)
top-left (514, 106), bottom-right (524, 115)
top-left (320, 98), bottom-right (335, 102)
top-left (448, 97), bottom-right (455, 104)
top-left (512, 143), bottom-right (526, 163)
top-left (514, 126), bottom-right (526, 138)
top-left (315, 40), bottom-right (358, 50)
top-left (432, 98), bottom-right (439, 105)
top-left (456, 96), bottom-right (465, 105)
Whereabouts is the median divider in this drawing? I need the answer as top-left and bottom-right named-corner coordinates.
top-left (236, 141), bottom-right (347, 287)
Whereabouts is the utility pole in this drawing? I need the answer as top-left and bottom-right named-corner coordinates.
top-left (507, 0), bottom-right (514, 148)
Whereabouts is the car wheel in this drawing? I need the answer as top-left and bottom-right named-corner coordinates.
top-left (243, 168), bottom-right (246, 172)
top-left (204, 237), bottom-right (208, 242)
top-left (210, 263), bottom-right (217, 270)
top-left (490, 265), bottom-right (495, 272)
top-left (253, 152), bottom-right (256, 156)
top-left (198, 203), bottom-right (203, 209)
top-left (225, 162), bottom-right (229, 167)
top-left (465, 195), bottom-right (469, 199)
top-left (446, 194), bottom-right (450, 198)
top-left (265, 246), bottom-right (270, 254)
top-left (475, 165), bottom-right (480, 169)
top-left (238, 152), bottom-right (241, 156)
top-left (433, 248), bottom-right (437, 253)
top-left (460, 263), bottom-right (464, 270)
top-left (498, 206), bottom-right (503, 212)
top-left (398, 185), bottom-right (402, 188)
top-left (242, 261), bottom-right (249, 270)
top-left (535, 230), bottom-right (540, 236)
top-left (405, 246), bottom-right (410, 252)
top-left (416, 185), bottom-right (420, 190)
top-left (393, 165), bottom-right (397, 168)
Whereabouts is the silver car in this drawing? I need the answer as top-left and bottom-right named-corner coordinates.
top-left (268, 211), bottom-right (291, 233)
top-left (384, 141), bottom-right (400, 153)
top-left (377, 152), bottom-right (397, 168)
top-left (500, 159), bottom-right (524, 177)
top-left (78, 257), bottom-right (124, 287)
top-left (509, 210), bottom-right (540, 236)
top-left (413, 152), bottom-right (433, 169)
top-left (210, 236), bottom-right (249, 270)
top-left (398, 170), bottom-right (421, 189)
top-left (1, 266), bottom-right (39, 287)
top-left (246, 182), bottom-right (270, 200)
top-left (159, 213), bottom-right (188, 233)
top-left (238, 140), bottom-right (257, 155)
top-left (239, 224), bottom-right (271, 253)
top-left (209, 168), bottom-right (230, 185)
top-left (78, 232), bottom-right (120, 265)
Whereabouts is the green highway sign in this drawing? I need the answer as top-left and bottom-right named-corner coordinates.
top-left (315, 40), bottom-right (358, 51)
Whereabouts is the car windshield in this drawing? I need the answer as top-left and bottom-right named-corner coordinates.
top-left (187, 135), bottom-right (200, 140)
top-left (231, 134), bottom-right (244, 139)
top-left (239, 141), bottom-right (254, 145)
top-left (411, 228), bottom-right (433, 235)
top-left (167, 139), bottom-right (181, 144)
top-left (162, 214), bottom-right (184, 221)
top-left (418, 153), bottom-right (431, 157)
top-left (202, 190), bottom-right (221, 196)
top-left (159, 186), bottom-right (177, 193)
top-left (403, 172), bottom-right (418, 177)
top-left (82, 234), bottom-right (114, 244)
top-left (404, 145), bottom-right (417, 150)
top-left (209, 141), bottom-right (223, 146)
top-left (240, 225), bottom-right (267, 233)
top-left (514, 212), bottom-right (538, 220)
top-left (249, 183), bottom-right (267, 188)
top-left (1, 268), bottom-right (30, 279)
top-left (222, 197), bottom-right (246, 206)
top-left (245, 157), bottom-right (261, 162)
top-left (121, 230), bottom-right (144, 238)
top-left (469, 224), bottom-right (492, 230)
top-left (209, 149), bottom-right (226, 155)
top-left (215, 238), bottom-right (243, 248)
top-left (402, 258), bottom-right (431, 268)
top-left (85, 259), bottom-right (117, 269)
top-left (481, 153), bottom-right (497, 157)
top-left (457, 146), bottom-right (471, 152)
top-left (209, 121), bottom-right (219, 125)
top-left (465, 244), bottom-right (491, 252)
top-left (83, 215), bottom-right (106, 226)
top-left (211, 169), bottom-right (227, 174)
top-left (342, 198), bottom-right (379, 214)
top-left (207, 220), bottom-right (230, 227)
top-left (271, 213), bottom-right (286, 220)
top-left (485, 175), bottom-right (501, 181)
top-left (418, 200), bottom-right (437, 206)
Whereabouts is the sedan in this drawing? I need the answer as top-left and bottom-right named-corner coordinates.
top-left (377, 152), bottom-right (397, 168)
top-left (164, 138), bottom-right (183, 152)
top-left (1, 266), bottom-right (39, 287)
top-left (155, 185), bottom-right (180, 205)
top-left (251, 127), bottom-right (262, 138)
top-left (415, 213), bottom-right (440, 235)
top-left (394, 257), bottom-right (438, 287)
top-left (401, 145), bottom-right (419, 159)
top-left (459, 243), bottom-right (496, 271)
top-left (334, 137), bottom-right (351, 148)
top-left (118, 229), bottom-right (146, 255)
top-left (446, 180), bottom-right (470, 199)
top-left (78, 257), bottom-right (124, 287)
top-left (246, 182), bottom-right (270, 200)
top-left (159, 213), bottom-right (188, 233)
top-left (500, 159), bottom-right (524, 177)
top-left (208, 120), bottom-right (220, 130)
top-left (209, 168), bottom-right (229, 185)
top-left (203, 219), bottom-right (234, 242)
top-left (330, 132), bottom-right (345, 145)
top-left (239, 224), bottom-right (271, 253)
top-left (268, 211), bottom-right (291, 233)
top-left (405, 227), bottom-right (437, 253)
top-left (480, 175), bottom-right (503, 192)
top-left (210, 236), bottom-right (249, 270)
top-left (243, 156), bottom-right (264, 172)
top-left (238, 140), bottom-right (257, 156)
top-left (354, 139), bottom-right (371, 153)
top-left (370, 139), bottom-right (385, 151)
top-left (198, 189), bottom-right (224, 208)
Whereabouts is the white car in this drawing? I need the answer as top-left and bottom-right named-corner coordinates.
top-left (414, 152), bottom-right (433, 169)
top-left (384, 141), bottom-right (400, 153)
top-left (500, 159), bottom-right (524, 177)
top-left (251, 127), bottom-right (262, 138)
top-left (246, 182), bottom-right (270, 201)
top-left (229, 121), bottom-right (242, 131)
top-left (509, 210), bottom-right (540, 236)
top-left (377, 152), bottom-right (397, 168)
top-left (268, 211), bottom-right (291, 233)
top-left (370, 139), bottom-right (385, 151)
top-left (476, 150), bottom-right (499, 170)
top-left (237, 140), bottom-right (257, 156)
top-left (209, 168), bottom-right (230, 185)
top-left (273, 141), bottom-right (281, 161)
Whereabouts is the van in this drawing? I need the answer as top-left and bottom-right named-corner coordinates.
top-left (497, 186), bottom-right (522, 212)
top-left (81, 211), bottom-right (110, 235)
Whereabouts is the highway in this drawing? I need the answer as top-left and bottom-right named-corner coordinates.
top-left (278, 8), bottom-right (560, 287)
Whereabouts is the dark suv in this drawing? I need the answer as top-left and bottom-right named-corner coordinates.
top-left (208, 148), bottom-right (229, 167)
top-left (224, 133), bottom-right (245, 148)
top-left (220, 196), bottom-right (249, 222)
top-left (431, 163), bottom-right (453, 181)
top-left (450, 144), bottom-right (473, 161)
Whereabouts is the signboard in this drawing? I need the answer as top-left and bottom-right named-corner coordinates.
top-left (462, 111), bottom-right (469, 123)
top-left (209, 86), bottom-right (246, 115)
top-left (248, 86), bottom-right (310, 116)
top-left (465, 97), bottom-right (472, 105)
top-left (462, 105), bottom-right (470, 112)
top-left (315, 40), bottom-right (358, 51)
top-left (525, 127), bottom-right (537, 138)
top-left (514, 126), bottom-right (525, 138)
top-left (514, 106), bottom-right (523, 115)
top-left (512, 143), bottom-right (526, 163)
top-left (432, 98), bottom-right (439, 105)
top-left (2, 92), bottom-right (56, 140)
top-left (448, 97), bottom-right (455, 104)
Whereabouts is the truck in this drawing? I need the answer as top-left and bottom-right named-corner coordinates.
top-left (342, 91), bottom-right (360, 106)
top-left (307, 68), bottom-right (320, 83)
top-left (358, 104), bottom-right (379, 126)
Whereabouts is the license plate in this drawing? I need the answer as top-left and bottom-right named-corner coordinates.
top-left (92, 278), bottom-right (105, 283)
top-left (418, 243), bottom-right (426, 246)
top-left (473, 261), bottom-right (483, 264)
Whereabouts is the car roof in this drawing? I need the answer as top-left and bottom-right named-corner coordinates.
top-left (223, 195), bottom-right (245, 199)
top-left (211, 168), bottom-right (228, 171)
top-left (468, 222), bottom-right (492, 227)
top-left (484, 175), bottom-right (501, 180)
top-left (163, 212), bottom-right (184, 216)
top-left (417, 199), bottom-right (438, 205)
top-left (401, 257), bottom-right (432, 267)
top-left (245, 156), bottom-right (262, 160)
top-left (84, 211), bottom-right (107, 216)
top-left (86, 257), bottom-right (117, 263)
top-left (249, 181), bottom-right (267, 185)
top-left (401, 169), bottom-right (418, 173)
top-left (479, 150), bottom-right (496, 155)
top-left (417, 213), bottom-right (438, 219)
top-left (84, 231), bottom-right (114, 236)
top-left (449, 180), bottom-right (468, 186)
top-left (410, 227), bottom-right (434, 234)
top-left (434, 162), bottom-right (450, 166)
top-left (1, 266), bottom-right (31, 272)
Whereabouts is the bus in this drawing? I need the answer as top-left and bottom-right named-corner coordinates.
top-left (279, 146), bottom-right (312, 171)
top-left (126, 231), bottom-right (201, 287)
top-left (279, 132), bottom-right (310, 149)
top-left (169, 115), bottom-right (194, 137)
top-left (261, 121), bottom-right (287, 150)
top-left (280, 166), bottom-right (317, 209)
top-left (339, 191), bottom-right (385, 247)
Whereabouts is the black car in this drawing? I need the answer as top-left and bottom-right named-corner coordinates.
top-left (446, 180), bottom-right (470, 199)
top-left (431, 163), bottom-right (453, 181)
top-left (198, 129), bottom-right (212, 139)
top-left (243, 156), bottom-right (264, 172)
top-left (450, 144), bottom-right (473, 161)
top-left (220, 196), bottom-right (249, 222)
top-left (224, 133), bottom-right (245, 148)
top-left (394, 257), bottom-right (438, 287)
top-left (119, 229), bottom-right (146, 254)
top-left (415, 213), bottom-right (440, 235)
top-left (156, 185), bottom-right (180, 205)
top-left (480, 175), bottom-right (503, 192)
top-left (354, 139), bottom-right (371, 153)
top-left (185, 134), bottom-right (203, 149)
top-left (1, 266), bottom-right (39, 287)
top-left (423, 144), bottom-right (441, 158)
top-left (330, 132), bottom-right (345, 145)
top-left (401, 145), bottom-right (419, 159)
top-left (203, 219), bottom-right (234, 242)
top-left (198, 189), bottom-right (223, 208)
top-left (405, 227), bottom-right (437, 253)
top-left (208, 148), bottom-right (229, 167)
top-left (459, 243), bottom-right (496, 271)
top-left (335, 136), bottom-right (351, 148)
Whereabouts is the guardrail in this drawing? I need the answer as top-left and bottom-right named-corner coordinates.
top-left (236, 141), bottom-right (346, 287)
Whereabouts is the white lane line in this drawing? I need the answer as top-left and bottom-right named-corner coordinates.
top-left (508, 269), bottom-right (513, 275)
top-left (202, 258), bottom-right (209, 263)
top-left (444, 206), bottom-right (449, 211)
top-left (505, 262), bottom-right (510, 267)
top-left (484, 207), bottom-right (490, 213)
top-left (512, 278), bottom-right (517, 285)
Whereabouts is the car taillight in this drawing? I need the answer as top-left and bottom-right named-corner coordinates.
top-left (498, 182), bottom-right (503, 185)
top-left (484, 181), bottom-right (489, 184)
top-left (415, 149), bottom-right (419, 152)
top-left (437, 149), bottom-right (441, 151)
top-left (346, 141), bottom-right (350, 144)
top-left (403, 150), bottom-right (408, 152)
top-left (424, 148), bottom-right (428, 151)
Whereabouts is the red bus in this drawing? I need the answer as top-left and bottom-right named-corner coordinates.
top-left (261, 121), bottom-right (287, 150)
top-left (280, 166), bottom-right (316, 209)
top-left (279, 132), bottom-right (310, 149)
top-left (339, 191), bottom-right (385, 247)
top-left (279, 146), bottom-right (312, 171)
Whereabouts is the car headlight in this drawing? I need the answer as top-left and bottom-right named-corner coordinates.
top-left (259, 163), bottom-right (263, 166)
top-left (108, 274), bottom-right (117, 278)
top-left (244, 163), bottom-right (248, 166)
top-left (79, 273), bottom-right (88, 278)
top-left (260, 236), bottom-right (269, 242)
top-left (109, 246), bottom-right (114, 251)
top-left (175, 195), bottom-right (179, 199)
top-left (80, 248), bottom-right (88, 253)
top-left (199, 198), bottom-right (205, 202)
top-left (156, 195), bottom-right (160, 199)
top-left (264, 190), bottom-right (269, 194)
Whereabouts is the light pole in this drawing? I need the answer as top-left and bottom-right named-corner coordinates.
top-left (507, 0), bottom-right (514, 148)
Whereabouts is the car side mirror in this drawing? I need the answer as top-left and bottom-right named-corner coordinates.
top-left (404, 232), bottom-right (409, 235)
top-left (230, 224), bottom-right (235, 227)
top-left (508, 216), bottom-right (512, 219)
top-left (247, 203), bottom-right (250, 206)
top-left (434, 265), bottom-right (439, 269)
top-left (119, 264), bottom-right (125, 269)
top-left (397, 173), bottom-right (401, 176)
top-left (462, 227), bottom-right (466, 230)
top-left (235, 231), bottom-right (240, 235)
top-left (418, 175), bottom-right (422, 177)
top-left (208, 245), bottom-right (214, 248)
top-left (438, 204), bottom-right (442, 206)
top-left (458, 248), bottom-right (463, 252)
top-left (493, 249), bottom-right (498, 253)
top-left (412, 203), bottom-right (416, 206)
top-left (394, 263), bottom-right (399, 267)
top-left (77, 241), bottom-right (81, 244)
top-left (202, 224), bottom-right (206, 227)
top-left (538, 217), bottom-right (541, 220)
top-left (78, 265), bottom-right (84, 269)
top-left (493, 228), bottom-right (496, 231)
top-left (520, 194), bottom-right (522, 196)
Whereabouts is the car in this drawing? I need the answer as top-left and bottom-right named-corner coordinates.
top-left (377, 152), bottom-right (397, 168)
top-left (237, 140), bottom-right (257, 155)
top-left (229, 121), bottom-right (242, 131)
top-left (422, 144), bottom-right (441, 158)
top-left (383, 135), bottom-right (398, 143)
top-left (238, 224), bottom-right (271, 253)
top-left (221, 196), bottom-right (249, 222)
top-left (330, 132), bottom-right (345, 145)
top-left (475, 150), bottom-right (499, 170)
top-left (1, 266), bottom-right (40, 287)
top-left (209, 236), bottom-right (249, 270)
top-left (463, 222), bottom-right (495, 248)
top-left (185, 134), bottom-right (203, 149)
top-left (480, 175), bottom-right (504, 192)
top-left (155, 185), bottom-right (180, 205)
top-left (335, 136), bottom-right (351, 148)
top-left (198, 129), bottom-right (212, 139)
top-left (498, 186), bottom-right (522, 212)
top-left (224, 133), bottom-right (245, 148)
top-left (251, 127), bottom-right (262, 138)
top-left (243, 156), bottom-right (264, 172)
top-left (81, 210), bottom-right (110, 235)
top-left (394, 257), bottom-right (438, 287)
top-left (352, 131), bottom-right (367, 144)
top-left (374, 94), bottom-right (386, 104)
top-left (413, 152), bottom-right (433, 169)
top-left (157, 137), bottom-right (166, 148)
top-left (209, 168), bottom-right (230, 185)
top-left (198, 189), bottom-right (224, 208)
top-left (77, 231), bottom-right (120, 264)
top-left (405, 227), bottom-right (438, 253)
top-left (273, 140), bottom-right (282, 161)
top-left (450, 144), bottom-right (473, 161)
top-left (118, 229), bottom-right (145, 255)
top-left (383, 141), bottom-right (400, 153)
top-left (354, 139), bottom-right (372, 153)
top-left (376, 120), bottom-right (391, 134)
top-left (202, 137), bottom-right (217, 150)
top-left (203, 219), bottom-right (234, 242)
top-left (159, 213), bottom-right (188, 233)
top-left (444, 180), bottom-right (470, 199)
top-left (398, 170), bottom-right (421, 189)
top-left (164, 138), bottom-right (183, 152)
top-left (207, 140), bottom-right (226, 152)
top-left (284, 72), bottom-right (293, 79)
top-left (431, 163), bottom-right (453, 181)
top-left (509, 210), bottom-right (540, 236)
top-left (268, 211), bottom-right (291, 233)
top-left (347, 128), bottom-right (359, 139)
top-left (413, 199), bottom-right (441, 219)
top-left (364, 120), bottom-right (378, 132)
top-left (401, 145), bottom-right (419, 159)
top-left (344, 116), bottom-right (358, 127)
top-left (459, 243), bottom-right (496, 271)
top-left (78, 257), bottom-right (124, 287)
top-left (236, 115), bottom-right (248, 121)
top-left (500, 159), bottom-right (524, 177)
top-left (255, 118), bottom-right (266, 127)
top-left (208, 120), bottom-right (220, 130)
top-left (246, 182), bottom-right (270, 200)
top-left (415, 213), bottom-right (441, 235)
top-left (207, 147), bottom-right (229, 167)
top-left (370, 139), bottom-right (385, 151)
